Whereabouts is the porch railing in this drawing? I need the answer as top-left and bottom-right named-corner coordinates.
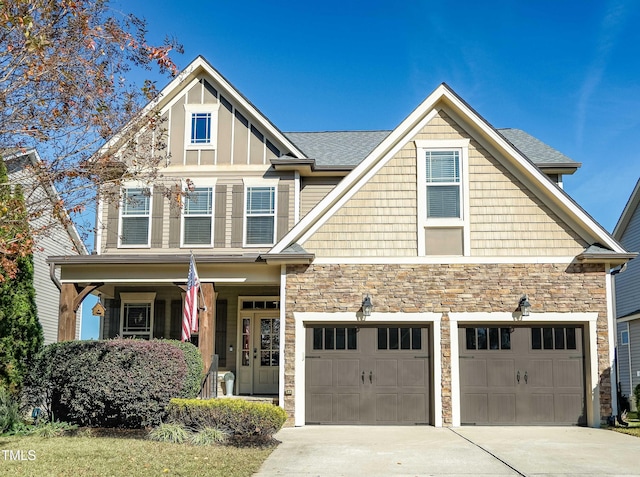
top-left (199, 354), bottom-right (219, 399)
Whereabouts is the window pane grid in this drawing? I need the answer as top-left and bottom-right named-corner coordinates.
top-left (246, 186), bottom-right (275, 245)
top-left (465, 327), bottom-right (511, 350)
top-left (425, 150), bottom-right (461, 219)
top-left (191, 113), bottom-right (211, 144)
top-left (183, 188), bottom-right (213, 245)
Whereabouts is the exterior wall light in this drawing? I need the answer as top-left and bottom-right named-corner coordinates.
top-left (518, 295), bottom-right (531, 317)
top-left (362, 295), bottom-right (373, 317)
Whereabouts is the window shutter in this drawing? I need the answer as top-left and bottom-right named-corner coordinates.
top-left (153, 300), bottom-right (166, 338)
top-left (231, 185), bottom-right (244, 247)
top-left (105, 299), bottom-right (121, 339)
top-left (151, 189), bottom-right (164, 248)
top-left (277, 184), bottom-right (289, 240)
top-left (168, 185), bottom-right (181, 248)
top-left (214, 185), bottom-right (227, 247)
top-left (106, 198), bottom-right (119, 249)
top-left (215, 300), bottom-right (228, 367)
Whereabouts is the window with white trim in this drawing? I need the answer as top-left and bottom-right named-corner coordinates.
top-left (182, 187), bottom-right (214, 246)
top-left (425, 150), bottom-right (460, 218)
top-left (416, 139), bottom-right (470, 256)
top-left (120, 187), bottom-right (151, 247)
top-left (185, 104), bottom-right (219, 149)
top-left (120, 293), bottom-right (155, 340)
top-left (245, 186), bottom-right (276, 245)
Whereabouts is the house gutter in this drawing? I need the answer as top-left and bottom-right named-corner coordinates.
top-left (49, 262), bottom-right (62, 292)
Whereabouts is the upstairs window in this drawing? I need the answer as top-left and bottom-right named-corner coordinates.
top-left (425, 150), bottom-right (461, 218)
top-left (245, 186), bottom-right (276, 245)
top-left (184, 104), bottom-right (219, 149)
top-left (191, 113), bottom-right (212, 144)
top-left (182, 187), bottom-right (214, 246)
top-left (120, 188), bottom-right (151, 246)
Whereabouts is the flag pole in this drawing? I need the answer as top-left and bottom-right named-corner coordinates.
top-left (191, 252), bottom-right (207, 312)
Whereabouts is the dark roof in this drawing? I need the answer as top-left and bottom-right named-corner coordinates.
top-left (283, 128), bottom-right (580, 170)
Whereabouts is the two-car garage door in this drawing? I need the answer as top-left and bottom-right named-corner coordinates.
top-left (459, 326), bottom-right (586, 425)
top-left (305, 326), bottom-right (431, 425)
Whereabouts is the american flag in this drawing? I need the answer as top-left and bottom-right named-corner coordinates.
top-left (182, 254), bottom-right (200, 342)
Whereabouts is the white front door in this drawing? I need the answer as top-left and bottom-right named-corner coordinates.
top-left (237, 312), bottom-right (280, 395)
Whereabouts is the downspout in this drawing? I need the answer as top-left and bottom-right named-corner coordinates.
top-left (49, 262), bottom-right (61, 292)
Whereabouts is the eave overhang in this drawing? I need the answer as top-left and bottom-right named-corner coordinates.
top-left (575, 244), bottom-right (637, 266)
top-left (270, 158), bottom-right (352, 177)
top-left (47, 253), bottom-right (263, 265)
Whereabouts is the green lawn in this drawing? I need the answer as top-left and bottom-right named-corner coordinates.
top-left (0, 434), bottom-right (275, 477)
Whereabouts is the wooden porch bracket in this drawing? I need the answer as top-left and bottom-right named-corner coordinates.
top-left (58, 282), bottom-right (102, 342)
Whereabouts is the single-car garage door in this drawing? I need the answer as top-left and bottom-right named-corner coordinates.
top-left (459, 326), bottom-right (586, 425)
top-left (305, 326), bottom-right (430, 425)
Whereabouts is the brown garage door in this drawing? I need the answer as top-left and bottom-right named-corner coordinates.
top-left (459, 326), bottom-right (586, 425)
top-left (305, 326), bottom-right (430, 425)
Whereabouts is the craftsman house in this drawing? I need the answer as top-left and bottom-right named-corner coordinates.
top-left (5, 149), bottom-right (87, 343)
top-left (48, 56), bottom-right (633, 427)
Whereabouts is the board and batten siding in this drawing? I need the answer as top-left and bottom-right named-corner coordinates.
top-left (628, 320), bottom-right (640, 408)
top-left (615, 204), bottom-right (640, 318)
top-left (303, 110), bottom-right (587, 258)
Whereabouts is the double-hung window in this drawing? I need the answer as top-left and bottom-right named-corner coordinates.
top-left (182, 187), bottom-right (214, 246)
top-left (191, 113), bottom-right (212, 144)
top-left (245, 186), bottom-right (276, 246)
top-left (120, 187), bottom-right (151, 246)
top-left (425, 150), bottom-right (460, 218)
top-left (416, 139), bottom-right (469, 256)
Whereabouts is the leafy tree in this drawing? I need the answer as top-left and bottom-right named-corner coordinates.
top-left (0, 0), bottom-right (182, 278)
top-left (0, 159), bottom-right (42, 392)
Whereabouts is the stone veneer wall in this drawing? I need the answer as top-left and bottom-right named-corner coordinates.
top-left (283, 262), bottom-right (609, 426)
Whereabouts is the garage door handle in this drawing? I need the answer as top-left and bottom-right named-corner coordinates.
top-left (517, 370), bottom-right (520, 383)
top-left (362, 371), bottom-right (365, 384)
top-left (524, 371), bottom-right (528, 384)
top-left (369, 371), bottom-right (373, 383)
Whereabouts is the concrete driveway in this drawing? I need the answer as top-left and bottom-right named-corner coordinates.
top-left (254, 426), bottom-right (640, 476)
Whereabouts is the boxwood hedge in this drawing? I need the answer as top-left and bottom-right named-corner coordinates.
top-left (24, 339), bottom-right (203, 428)
top-left (167, 398), bottom-right (287, 444)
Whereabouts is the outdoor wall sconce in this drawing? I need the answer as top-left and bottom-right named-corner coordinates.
top-left (229, 344), bottom-right (234, 353)
top-left (362, 295), bottom-right (373, 317)
top-left (518, 295), bottom-right (531, 317)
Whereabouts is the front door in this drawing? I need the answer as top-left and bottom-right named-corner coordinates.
top-left (237, 312), bottom-right (280, 395)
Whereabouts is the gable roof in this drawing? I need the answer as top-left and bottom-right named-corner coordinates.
top-left (282, 128), bottom-right (580, 171)
top-left (613, 178), bottom-right (640, 240)
top-left (270, 83), bottom-right (628, 259)
top-left (100, 56), bottom-right (307, 159)
top-left (4, 149), bottom-right (87, 255)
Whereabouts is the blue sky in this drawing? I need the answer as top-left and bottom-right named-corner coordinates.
top-left (82, 0), bottom-right (640, 338)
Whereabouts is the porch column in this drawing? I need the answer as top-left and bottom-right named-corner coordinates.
top-left (58, 283), bottom-right (78, 341)
top-left (199, 282), bottom-right (216, 372)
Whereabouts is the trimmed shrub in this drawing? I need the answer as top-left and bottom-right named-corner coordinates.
top-left (163, 340), bottom-right (203, 398)
top-left (23, 339), bottom-right (191, 428)
top-left (167, 398), bottom-right (287, 444)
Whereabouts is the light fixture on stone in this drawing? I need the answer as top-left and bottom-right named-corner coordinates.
top-left (518, 295), bottom-right (531, 317)
top-left (361, 294), bottom-right (373, 317)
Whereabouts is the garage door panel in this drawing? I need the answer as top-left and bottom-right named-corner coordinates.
top-left (460, 359), bottom-right (487, 387)
top-left (400, 360), bottom-right (428, 387)
top-left (527, 359), bottom-right (554, 388)
top-left (336, 394), bottom-right (361, 422)
top-left (308, 393), bottom-right (333, 422)
top-left (555, 394), bottom-right (585, 424)
top-left (401, 394), bottom-right (428, 422)
top-left (555, 359), bottom-right (583, 388)
top-left (462, 393), bottom-right (488, 423)
top-left (336, 359), bottom-right (361, 387)
top-left (522, 393), bottom-right (555, 422)
top-left (375, 394), bottom-right (398, 422)
top-left (375, 360), bottom-right (398, 386)
top-left (307, 359), bottom-right (333, 387)
top-left (487, 359), bottom-right (515, 387)
top-left (489, 394), bottom-right (516, 423)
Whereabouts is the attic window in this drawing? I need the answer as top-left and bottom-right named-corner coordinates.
top-left (184, 104), bottom-right (219, 149)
